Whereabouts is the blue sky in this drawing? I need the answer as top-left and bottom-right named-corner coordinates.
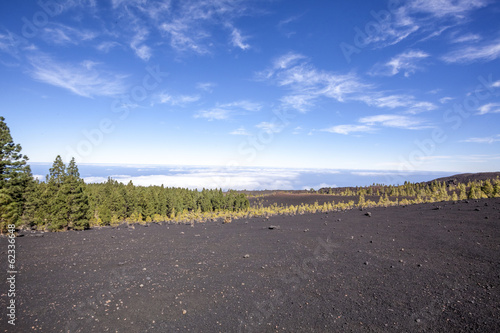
top-left (1, 0), bottom-right (500, 179)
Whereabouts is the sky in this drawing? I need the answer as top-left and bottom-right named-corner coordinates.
top-left (1, 0), bottom-right (500, 187)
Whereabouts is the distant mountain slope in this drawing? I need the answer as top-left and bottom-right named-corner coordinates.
top-left (427, 172), bottom-right (500, 185)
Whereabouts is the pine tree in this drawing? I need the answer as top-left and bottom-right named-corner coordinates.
top-left (481, 180), bottom-right (494, 198)
top-left (0, 117), bottom-right (33, 232)
top-left (46, 156), bottom-right (68, 231)
top-left (63, 158), bottom-right (89, 230)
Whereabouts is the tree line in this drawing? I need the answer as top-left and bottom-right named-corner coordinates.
top-left (319, 178), bottom-right (500, 201)
top-left (0, 117), bottom-right (249, 232)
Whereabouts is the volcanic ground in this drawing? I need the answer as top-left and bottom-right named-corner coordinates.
top-left (1, 197), bottom-right (500, 332)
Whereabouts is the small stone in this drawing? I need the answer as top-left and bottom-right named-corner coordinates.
top-left (139, 284), bottom-right (144, 288)
top-left (182, 309), bottom-right (187, 315)
top-left (364, 262), bottom-right (368, 265)
top-left (268, 225), bottom-right (280, 230)
top-left (365, 212), bottom-right (372, 217)
top-left (243, 254), bottom-right (250, 258)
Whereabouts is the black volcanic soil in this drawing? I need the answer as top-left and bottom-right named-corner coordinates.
top-left (2, 199), bottom-right (500, 332)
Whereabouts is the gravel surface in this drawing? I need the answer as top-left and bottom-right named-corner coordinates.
top-left (1, 198), bottom-right (499, 332)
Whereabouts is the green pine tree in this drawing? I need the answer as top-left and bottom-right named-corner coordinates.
top-left (481, 180), bottom-right (494, 198)
top-left (46, 155), bottom-right (68, 231)
top-left (63, 158), bottom-right (89, 230)
top-left (0, 117), bottom-right (33, 232)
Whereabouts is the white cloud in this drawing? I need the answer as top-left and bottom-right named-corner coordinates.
top-left (359, 114), bottom-right (426, 129)
top-left (451, 33), bottom-right (482, 43)
top-left (369, 50), bottom-right (429, 77)
top-left (41, 23), bottom-right (97, 45)
top-left (196, 82), bottom-right (216, 92)
top-left (439, 97), bottom-right (454, 104)
top-left (96, 41), bottom-right (121, 53)
top-left (130, 28), bottom-right (152, 61)
top-left (157, 93), bottom-right (200, 106)
top-left (194, 107), bottom-right (231, 120)
top-left (358, 94), bottom-right (437, 113)
top-left (292, 126), bottom-right (302, 135)
top-left (230, 127), bottom-right (250, 136)
top-left (408, 0), bottom-right (488, 17)
top-left (32, 174), bottom-right (45, 181)
top-left (442, 38), bottom-right (500, 63)
top-left (145, 0), bottom-right (254, 54)
top-left (0, 30), bottom-right (36, 59)
top-left (230, 27), bottom-right (250, 50)
top-left (280, 94), bottom-right (315, 113)
top-left (351, 171), bottom-right (403, 177)
top-left (224, 100), bottom-right (262, 112)
top-left (260, 52), bottom-right (435, 113)
top-left (477, 103), bottom-right (500, 115)
top-left (322, 124), bottom-right (373, 135)
top-left (194, 100), bottom-right (261, 120)
top-left (256, 121), bottom-right (284, 134)
top-left (84, 167), bottom-right (302, 190)
top-left (461, 135), bottom-right (500, 144)
top-left (28, 54), bottom-right (128, 98)
top-left (362, 0), bottom-right (489, 48)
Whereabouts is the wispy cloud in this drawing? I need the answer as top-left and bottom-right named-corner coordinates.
top-left (442, 38), bottom-right (500, 63)
top-left (322, 114), bottom-right (426, 135)
top-left (450, 32), bottom-right (482, 43)
top-left (260, 52), bottom-right (436, 114)
top-left (277, 14), bottom-right (303, 38)
top-left (359, 114), bottom-right (427, 129)
top-left (256, 121), bottom-right (284, 134)
top-left (357, 94), bottom-right (437, 114)
top-left (41, 23), bottom-right (97, 45)
top-left (230, 126), bottom-right (250, 136)
top-left (230, 27), bottom-right (250, 50)
top-left (150, 0), bottom-right (254, 53)
top-left (194, 100), bottom-right (261, 120)
top-left (477, 103), bottom-right (500, 115)
top-left (439, 96), bottom-right (454, 104)
top-left (260, 52), bottom-right (370, 112)
top-left (321, 124), bottom-right (373, 135)
top-left (369, 49), bottom-right (430, 77)
top-left (196, 82), bottom-right (216, 92)
top-left (0, 30), bottom-right (37, 59)
top-left (156, 93), bottom-right (200, 106)
top-left (362, 0), bottom-right (489, 48)
top-left (96, 41), bottom-right (121, 53)
top-left (28, 54), bottom-right (128, 98)
top-left (292, 126), bottom-right (303, 135)
top-left (461, 134), bottom-right (500, 144)
top-left (130, 28), bottom-right (152, 61)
